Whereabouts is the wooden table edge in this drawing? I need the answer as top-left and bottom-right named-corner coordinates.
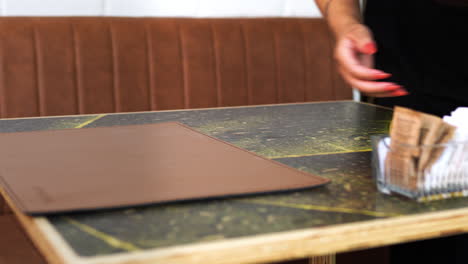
top-left (0, 100), bottom-right (366, 121)
top-left (83, 207), bottom-right (468, 264)
top-left (5, 183), bottom-right (468, 264)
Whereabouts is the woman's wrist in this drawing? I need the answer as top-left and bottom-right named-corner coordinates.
top-left (320, 0), bottom-right (363, 38)
top-left (333, 21), bottom-right (364, 39)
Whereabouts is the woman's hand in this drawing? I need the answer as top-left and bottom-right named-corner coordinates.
top-left (334, 24), bottom-right (408, 97)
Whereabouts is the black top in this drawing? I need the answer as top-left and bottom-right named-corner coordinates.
top-left (364, 0), bottom-right (468, 100)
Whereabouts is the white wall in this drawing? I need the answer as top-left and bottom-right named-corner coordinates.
top-left (0, 0), bottom-right (322, 17)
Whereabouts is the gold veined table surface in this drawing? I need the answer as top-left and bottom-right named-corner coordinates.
top-left (2, 101), bottom-right (468, 264)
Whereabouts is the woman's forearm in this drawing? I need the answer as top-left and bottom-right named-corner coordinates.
top-left (314, 0), bottom-right (363, 37)
top-left (314, 0), bottom-right (405, 97)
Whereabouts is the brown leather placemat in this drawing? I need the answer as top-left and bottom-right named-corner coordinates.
top-left (0, 122), bottom-right (329, 215)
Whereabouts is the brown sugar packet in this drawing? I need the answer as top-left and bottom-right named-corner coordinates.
top-left (416, 113), bottom-right (444, 189)
top-left (387, 107), bottom-right (423, 190)
top-left (422, 122), bottom-right (456, 171)
top-left (387, 107), bottom-right (456, 192)
top-left (386, 154), bottom-right (417, 190)
top-left (390, 107), bottom-right (422, 147)
top-left (417, 113), bottom-right (447, 190)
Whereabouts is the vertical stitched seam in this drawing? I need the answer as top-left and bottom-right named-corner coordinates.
top-left (273, 29), bottom-right (280, 103)
top-left (108, 21), bottom-right (119, 112)
top-left (210, 23), bottom-right (221, 107)
top-left (145, 22), bottom-right (156, 110)
top-left (324, 22), bottom-right (337, 99)
top-left (300, 21), bottom-right (308, 101)
top-left (177, 24), bottom-right (189, 109)
top-left (72, 23), bottom-right (83, 114)
top-left (33, 25), bottom-right (44, 116)
top-left (0, 21), bottom-right (5, 117)
top-left (240, 22), bottom-right (250, 105)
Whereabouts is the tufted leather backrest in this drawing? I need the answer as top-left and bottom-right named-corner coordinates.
top-left (0, 17), bottom-right (350, 118)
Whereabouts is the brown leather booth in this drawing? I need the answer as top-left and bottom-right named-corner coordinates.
top-left (0, 17), bottom-right (350, 118)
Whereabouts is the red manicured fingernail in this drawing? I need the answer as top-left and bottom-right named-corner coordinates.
top-left (384, 85), bottom-right (402, 91)
top-left (392, 90), bottom-right (409, 96)
top-left (364, 43), bottom-right (377, 53)
top-left (375, 73), bottom-right (391, 79)
top-left (363, 43), bottom-right (377, 54)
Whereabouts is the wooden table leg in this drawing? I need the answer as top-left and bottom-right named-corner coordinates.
top-left (0, 195), bottom-right (4, 214)
top-left (0, 214), bottom-right (47, 264)
top-left (309, 255), bottom-right (335, 264)
top-left (0, 191), bottom-right (12, 215)
top-left (336, 247), bottom-right (390, 264)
